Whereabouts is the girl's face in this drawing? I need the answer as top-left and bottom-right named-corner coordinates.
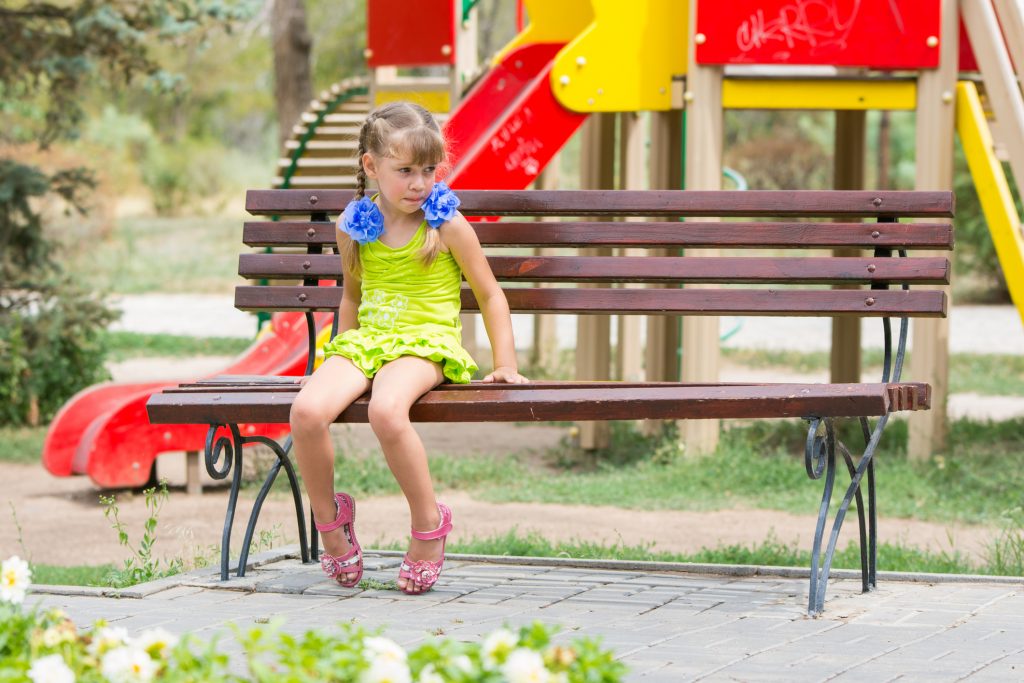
top-left (363, 150), bottom-right (438, 216)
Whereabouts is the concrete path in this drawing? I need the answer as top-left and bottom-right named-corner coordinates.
top-left (31, 551), bottom-right (1024, 682)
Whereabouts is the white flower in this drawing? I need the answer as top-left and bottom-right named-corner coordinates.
top-left (1, 555), bottom-right (31, 604)
top-left (417, 663), bottom-right (444, 683)
top-left (361, 657), bottom-right (411, 683)
top-left (134, 628), bottom-right (178, 659)
top-left (481, 628), bottom-right (517, 667)
top-left (364, 636), bottom-right (407, 663)
top-left (88, 626), bottom-right (130, 657)
top-left (503, 648), bottom-right (550, 683)
top-left (101, 646), bottom-right (158, 683)
top-left (452, 655), bottom-right (474, 673)
top-left (549, 673), bottom-right (569, 683)
top-left (41, 627), bottom-right (64, 648)
top-left (27, 654), bottom-right (75, 683)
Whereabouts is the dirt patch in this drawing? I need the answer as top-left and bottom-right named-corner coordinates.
top-left (1, 454), bottom-right (998, 570)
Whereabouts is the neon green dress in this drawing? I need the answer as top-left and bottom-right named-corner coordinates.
top-left (322, 221), bottom-right (478, 383)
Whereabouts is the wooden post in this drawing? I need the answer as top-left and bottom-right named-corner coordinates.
top-left (681, 0), bottom-right (724, 456)
top-left (643, 110), bottom-right (683, 435)
top-left (531, 159), bottom-right (561, 374)
top-left (909, 0), bottom-right (957, 460)
top-left (576, 113), bottom-right (616, 449)
top-left (617, 111), bottom-right (645, 382)
top-left (185, 450), bottom-right (202, 496)
top-left (832, 109), bottom-right (865, 383)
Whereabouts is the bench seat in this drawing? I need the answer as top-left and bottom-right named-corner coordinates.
top-left (148, 377), bottom-right (930, 424)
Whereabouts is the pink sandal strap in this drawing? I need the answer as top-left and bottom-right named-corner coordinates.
top-left (314, 493), bottom-right (353, 533)
top-left (314, 492), bottom-right (363, 588)
top-left (410, 503), bottom-right (453, 541)
top-left (399, 503), bottom-right (453, 593)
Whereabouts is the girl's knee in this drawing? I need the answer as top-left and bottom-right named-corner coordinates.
top-left (290, 393), bottom-right (332, 434)
top-left (367, 395), bottom-right (411, 435)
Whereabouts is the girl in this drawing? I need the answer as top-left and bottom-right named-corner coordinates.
top-left (289, 101), bottom-right (528, 595)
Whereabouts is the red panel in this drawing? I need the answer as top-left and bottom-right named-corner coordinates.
top-left (959, 16), bottom-right (978, 72)
top-left (696, 1), bottom-right (942, 69)
top-left (367, 0), bottom-right (456, 67)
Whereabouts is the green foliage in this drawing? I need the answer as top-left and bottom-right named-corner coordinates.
top-left (0, 426), bottom-right (46, 464)
top-left (100, 482), bottom-right (183, 588)
top-left (0, 1), bottom-right (257, 146)
top-left (0, 179), bottom-right (117, 428)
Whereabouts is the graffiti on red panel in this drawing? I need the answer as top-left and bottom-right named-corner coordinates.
top-left (698, 0), bottom-right (939, 69)
top-left (488, 107), bottom-right (541, 176)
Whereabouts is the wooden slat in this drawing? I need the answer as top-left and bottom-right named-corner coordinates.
top-left (238, 253), bottom-right (950, 285)
top-left (148, 382), bottom-right (913, 425)
top-left (166, 377), bottom-right (932, 410)
top-left (246, 189), bottom-right (955, 218)
top-left (242, 221), bottom-right (955, 250)
top-left (233, 285), bottom-right (947, 317)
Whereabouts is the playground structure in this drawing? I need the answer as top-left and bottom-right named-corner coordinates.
top-left (44, 0), bottom-right (1024, 488)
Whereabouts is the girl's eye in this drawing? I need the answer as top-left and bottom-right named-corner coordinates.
top-left (424, 166), bottom-right (436, 174)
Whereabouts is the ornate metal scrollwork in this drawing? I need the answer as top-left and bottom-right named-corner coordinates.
top-left (203, 424), bottom-right (309, 580)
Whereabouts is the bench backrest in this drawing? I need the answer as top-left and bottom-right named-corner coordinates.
top-left (239, 189), bottom-right (953, 321)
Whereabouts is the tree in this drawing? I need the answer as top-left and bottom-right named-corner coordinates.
top-left (0, 1), bottom-right (254, 425)
top-left (271, 0), bottom-right (313, 155)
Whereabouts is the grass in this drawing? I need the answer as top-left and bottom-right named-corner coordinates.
top-left (30, 564), bottom-right (117, 586)
top-left (326, 418), bottom-right (1024, 528)
top-left (0, 426), bottom-right (48, 464)
top-left (427, 530), bottom-right (985, 576)
top-left (59, 215), bottom-right (244, 295)
top-left (721, 347), bottom-right (1024, 397)
top-left (102, 331), bottom-right (251, 361)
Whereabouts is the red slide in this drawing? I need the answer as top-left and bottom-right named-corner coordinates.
top-left (44, 41), bottom-right (585, 489)
top-left (444, 42), bottom-right (588, 190)
top-left (42, 312), bottom-right (328, 488)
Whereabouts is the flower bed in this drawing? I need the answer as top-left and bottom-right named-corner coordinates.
top-left (1, 556), bottom-right (626, 682)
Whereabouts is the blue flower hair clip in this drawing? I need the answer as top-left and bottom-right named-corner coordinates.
top-left (421, 182), bottom-right (460, 228)
top-left (339, 196), bottom-right (384, 244)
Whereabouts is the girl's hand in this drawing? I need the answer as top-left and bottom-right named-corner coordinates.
top-left (482, 366), bottom-right (529, 384)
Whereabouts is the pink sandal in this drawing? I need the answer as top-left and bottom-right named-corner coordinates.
top-left (398, 502), bottom-right (453, 594)
top-left (315, 492), bottom-right (363, 588)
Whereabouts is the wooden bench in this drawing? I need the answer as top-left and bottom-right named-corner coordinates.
top-left (146, 188), bottom-right (953, 615)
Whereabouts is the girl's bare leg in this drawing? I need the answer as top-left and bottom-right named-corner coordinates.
top-left (366, 356), bottom-right (445, 593)
top-left (290, 355), bottom-right (371, 558)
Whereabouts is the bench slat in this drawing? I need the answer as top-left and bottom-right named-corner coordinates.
top-left (234, 286), bottom-right (947, 317)
top-left (148, 382), bottom-right (927, 424)
top-left (242, 221), bottom-right (954, 250)
top-left (238, 254), bottom-right (950, 285)
top-left (246, 189), bottom-right (955, 217)
top-left (166, 377), bottom-right (930, 410)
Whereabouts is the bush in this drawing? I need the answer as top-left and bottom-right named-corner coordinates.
top-left (0, 158), bottom-right (118, 426)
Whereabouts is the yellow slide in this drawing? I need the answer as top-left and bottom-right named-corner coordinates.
top-left (957, 81), bottom-right (1024, 326)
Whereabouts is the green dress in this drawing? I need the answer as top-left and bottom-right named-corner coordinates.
top-left (322, 221), bottom-right (478, 383)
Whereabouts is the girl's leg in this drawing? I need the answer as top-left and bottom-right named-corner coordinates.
top-left (366, 356), bottom-right (445, 593)
top-left (290, 355), bottom-right (371, 558)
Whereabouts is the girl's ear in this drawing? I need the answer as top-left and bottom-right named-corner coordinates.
top-left (362, 152), bottom-right (378, 178)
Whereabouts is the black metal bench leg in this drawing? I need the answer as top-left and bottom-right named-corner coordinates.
top-left (205, 424), bottom-right (245, 581)
top-left (805, 415), bottom-right (890, 615)
top-left (235, 434), bottom-right (310, 577)
top-left (838, 441), bottom-right (870, 594)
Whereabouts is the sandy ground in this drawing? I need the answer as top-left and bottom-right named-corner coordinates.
top-left (3, 420), bottom-right (999, 570)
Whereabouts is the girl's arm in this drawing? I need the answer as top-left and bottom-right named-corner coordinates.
top-left (442, 214), bottom-right (528, 384)
top-left (336, 229), bottom-right (361, 334)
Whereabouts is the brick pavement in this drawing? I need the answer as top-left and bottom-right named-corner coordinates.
top-left (29, 550), bottom-right (1023, 682)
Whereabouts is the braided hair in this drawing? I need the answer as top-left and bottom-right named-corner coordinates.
top-left (343, 102), bottom-right (448, 277)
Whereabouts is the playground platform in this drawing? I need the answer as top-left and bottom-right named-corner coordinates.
top-left (29, 550), bottom-right (1024, 681)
